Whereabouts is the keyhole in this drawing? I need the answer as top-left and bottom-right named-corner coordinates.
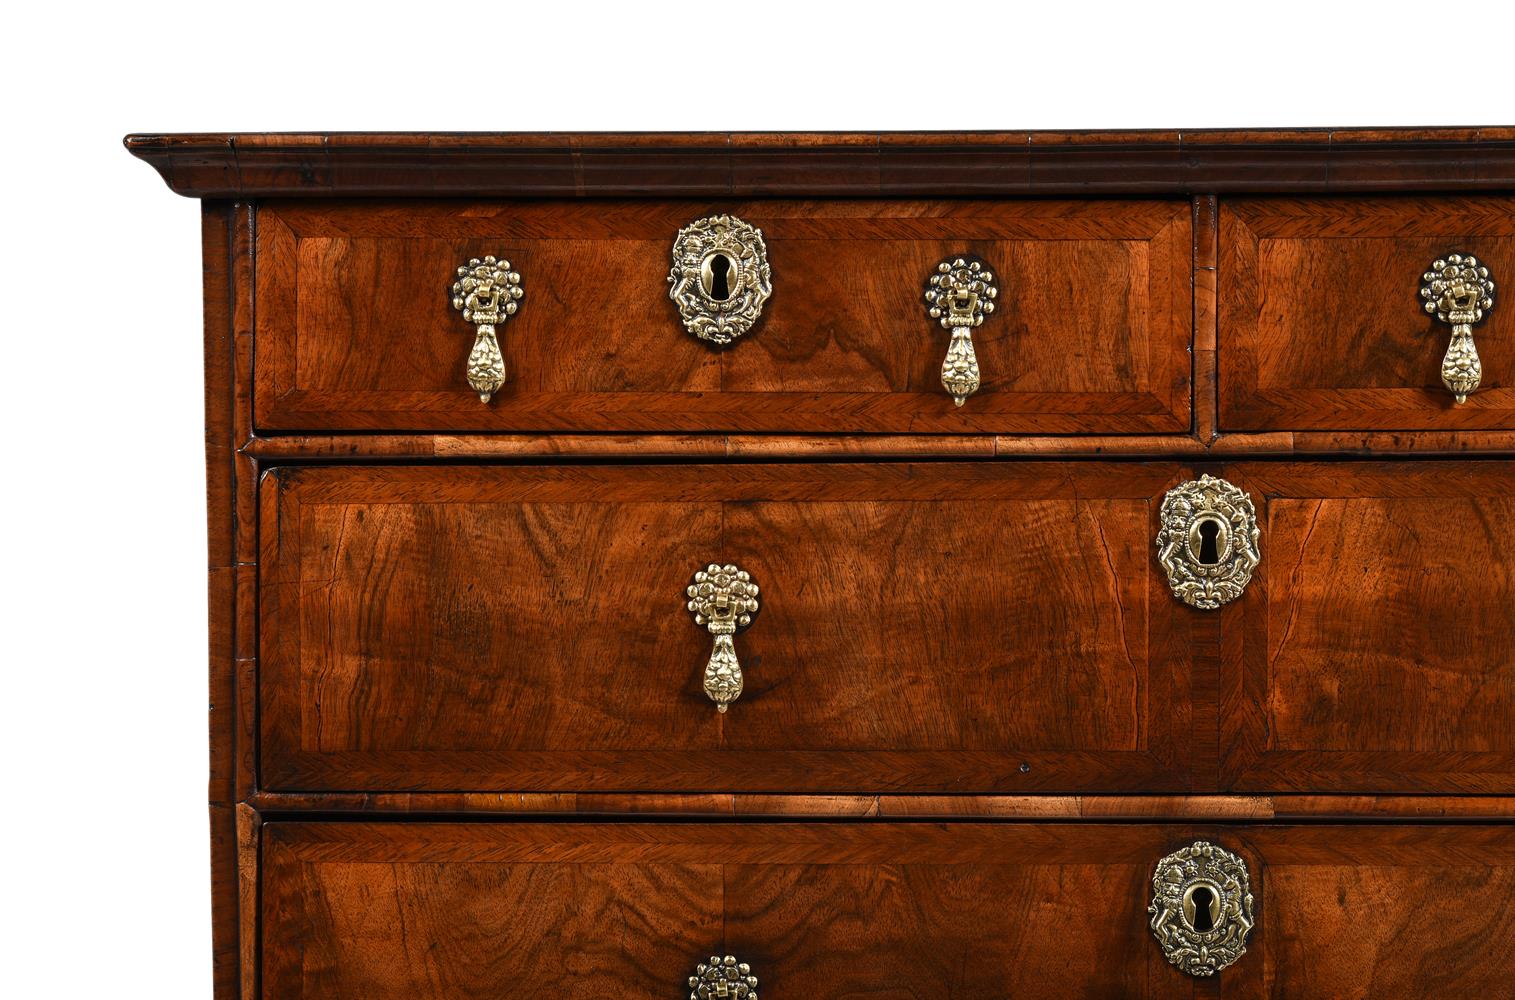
top-left (1196, 519), bottom-right (1221, 565)
top-left (1190, 887), bottom-right (1216, 930)
top-left (1183, 882), bottom-right (1221, 932)
top-left (1188, 514), bottom-right (1229, 567)
top-left (702, 252), bottom-right (734, 301)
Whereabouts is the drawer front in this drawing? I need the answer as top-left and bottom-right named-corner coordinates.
top-left (261, 461), bottom-right (1513, 795)
top-left (259, 462), bottom-right (1195, 792)
top-left (253, 199), bottom-right (1192, 433)
top-left (1221, 462), bottom-right (1515, 792)
top-left (1220, 196), bottom-right (1515, 429)
top-left (262, 820), bottom-right (1515, 999)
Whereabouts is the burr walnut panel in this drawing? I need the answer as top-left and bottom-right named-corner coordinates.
top-left (1219, 196), bottom-right (1515, 429)
top-left (262, 821), bottom-right (1515, 1000)
top-left (253, 199), bottom-right (1193, 433)
top-left (1220, 462), bottom-right (1515, 792)
top-left (259, 462), bottom-right (1193, 793)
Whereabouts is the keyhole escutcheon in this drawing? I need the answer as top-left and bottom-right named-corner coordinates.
top-left (701, 252), bottom-right (736, 301)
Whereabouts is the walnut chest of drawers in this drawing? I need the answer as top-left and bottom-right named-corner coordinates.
top-left (129, 130), bottom-right (1515, 999)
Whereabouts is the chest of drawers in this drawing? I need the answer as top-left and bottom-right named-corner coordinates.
top-left (129, 130), bottom-right (1515, 999)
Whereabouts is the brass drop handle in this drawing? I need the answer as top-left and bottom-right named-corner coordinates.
top-left (1149, 841), bottom-right (1255, 977)
top-left (924, 255), bottom-right (998, 406)
top-left (686, 563), bottom-right (759, 713)
top-left (689, 954), bottom-right (758, 999)
top-left (451, 256), bottom-right (523, 403)
top-left (1421, 253), bottom-right (1495, 403)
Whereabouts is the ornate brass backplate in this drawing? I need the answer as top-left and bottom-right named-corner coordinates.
top-left (1149, 841), bottom-right (1255, 977)
top-left (1421, 252), bottom-right (1495, 403)
top-left (1156, 475), bottom-right (1260, 609)
top-left (923, 255), bottom-right (999, 406)
top-left (668, 215), bottom-right (772, 346)
top-left (450, 256), bottom-right (523, 403)
top-left (686, 563), bottom-right (760, 712)
top-left (689, 955), bottom-right (758, 999)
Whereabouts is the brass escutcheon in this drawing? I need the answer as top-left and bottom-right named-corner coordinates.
top-left (1156, 475), bottom-right (1260, 610)
top-left (669, 215), bottom-right (772, 347)
top-left (1149, 841), bottom-right (1255, 977)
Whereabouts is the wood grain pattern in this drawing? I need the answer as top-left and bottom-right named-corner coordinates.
top-left (1230, 825), bottom-right (1515, 1000)
top-left (259, 462), bottom-right (1193, 793)
top-left (725, 860), bottom-right (1168, 997)
top-left (201, 202), bottom-right (245, 1000)
top-left (1221, 462), bottom-right (1515, 792)
top-left (253, 199), bottom-right (1192, 433)
top-left (235, 804), bottom-right (259, 1000)
top-left (1220, 197), bottom-right (1515, 430)
top-left (1196, 195), bottom-right (1221, 444)
top-left (263, 826), bottom-right (718, 998)
top-left (125, 130), bottom-right (1515, 198)
top-left (235, 428), bottom-right (1515, 460)
top-left (261, 821), bottom-right (1190, 1000)
top-left (262, 821), bottom-right (1515, 1000)
top-left (247, 790), bottom-right (1515, 821)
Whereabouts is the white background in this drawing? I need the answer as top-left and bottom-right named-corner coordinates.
top-left (2, 2), bottom-right (1511, 995)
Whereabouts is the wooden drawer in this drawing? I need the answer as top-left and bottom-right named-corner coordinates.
top-left (260, 461), bottom-right (1513, 796)
top-left (1220, 196), bottom-right (1515, 430)
top-left (253, 199), bottom-right (1193, 433)
top-left (262, 820), bottom-right (1515, 999)
top-left (260, 462), bottom-right (1195, 793)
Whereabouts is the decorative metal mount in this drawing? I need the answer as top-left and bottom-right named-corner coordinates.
top-left (686, 563), bottom-right (760, 712)
top-left (1421, 252), bottom-right (1495, 403)
top-left (450, 256), bottom-right (523, 403)
top-left (668, 215), bottom-right (772, 346)
top-left (689, 954), bottom-right (758, 999)
top-left (1149, 841), bottom-right (1255, 977)
top-left (924, 255), bottom-right (998, 406)
top-left (1156, 475), bottom-right (1260, 610)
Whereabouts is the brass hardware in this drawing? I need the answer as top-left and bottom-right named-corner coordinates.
top-left (924, 256), bottom-right (998, 406)
top-left (1156, 475), bottom-right (1260, 610)
top-left (669, 215), bottom-right (772, 346)
top-left (686, 563), bottom-right (760, 712)
top-left (1149, 841), bottom-right (1255, 977)
top-left (451, 256), bottom-right (523, 403)
top-left (689, 955), bottom-right (758, 1000)
top-left (1421, 253), bottom-right (1496, 403)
